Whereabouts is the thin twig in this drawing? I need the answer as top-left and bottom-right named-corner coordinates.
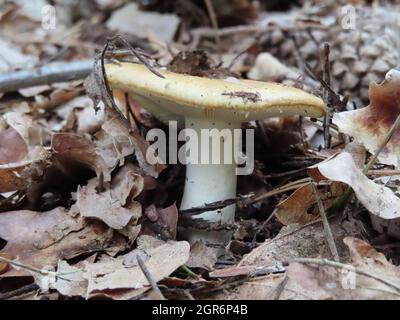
top-left (179, 178), bottom-right (313, 216)
top-left (227, 49), bottom-right (247, 70)
top-left (250, 179), bottom-right (312, 204)
top-left (0, 256), bottom-right (69, 281)
top-left (179, 198), bottom-right (237, 216)
top-left (311, 182), bottom-right (340, 261)
top-left (204, 0), bottom-right (221, 61)
top-left (322, 43), bottom-right (332, 149)
top-left (136, 255), bottom-right (166, 300)
top-left (0, 283), bottom-right (39, 300)
top-left (272, 274), bottom-right (289, 300)
top-left (191, 23), bottom-right (327, 38)
top-left (0, 60), bottom-right (93, 92)
top-left (107, 35), bottom-right (165, 79)
top-left (97, 40), bottom-right (131, 130)
top-left (327, 113), bottom-right (400, 214)
top-left (367, 169), bottom-right (400, 176)
top-left (293, 258), bottom-right (400, 294)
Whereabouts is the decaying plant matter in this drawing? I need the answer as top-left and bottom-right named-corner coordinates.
top-left (0, 0), bottom-right (400, 301)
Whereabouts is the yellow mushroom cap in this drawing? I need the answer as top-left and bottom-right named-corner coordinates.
top-left (105, 62), bottom-right (326, 123)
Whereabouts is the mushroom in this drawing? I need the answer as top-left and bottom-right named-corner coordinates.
top-left (105, 62), bottom-right (326, 247)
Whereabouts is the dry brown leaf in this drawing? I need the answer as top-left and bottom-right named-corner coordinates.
top-left (2, 112), bottom-right (33, 144)
top-left (77, 166), bottom-right (143, 230)
top-left (54, 96), bottom-right (104, 133)
top-left (0, 111), bottom-right (51, 192)
top-left (53, 260), bottom-right (87, 298)
top-left (239, 218), bottom-right (359, 268)
top-left (141, 203), bottom-right (179, 240)
top-left (333, 69), bottom-right (400, 167)
top-left (275, 182), bottom-right (346, 225)
top-left (85, 240), bottom-right (190, 294)
top-left (52, 132), bottom-right (111, 182)
top-left (308, 152), bottom-right (400, 220)
top-left (0, 127), bottom-right (28, 164)
top-left (280, 237), bottom-right (400, 300)
top-left (0, 208), bottom-right (112, 273)
top-left (209, 273), bottom-right (287, 300)
top-left (0, 146), bottom-right (49, 193)
top-left (186, 241), bottom-right (217, 271)
top-left (101, 115), bottom-right (166, 177)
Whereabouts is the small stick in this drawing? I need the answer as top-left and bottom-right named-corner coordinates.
top-left (107, 35), bottom-right (165, 79)
top-left (0, 256), bottom-right (69, 281)
top-left (0, 283), bottom-right (39, 300)
top-left (136, 255), bottom-right (166, 300)
top-left (367, 169), bottom-right (400, 176)
top-left (179, 198), bottom-right (237, 216)
top-left (191, 23), bottom-right (327, 39)
top-left (204, 0), bottom-right (222, 62)
top-left (272, 274), bottom-right (289, 300)
top-left (292, 258), bottom-right (400, 294)
top-left (311, 182), bottom-right (340, 261)
top-left (179, 179), bottom-right (313, 216)
top-left (322, 43), bottom-right (332, 149)
top-left (250, 180), bottom-right (311, 204)
top-left (180, 174), bottom-right (329, 219)
top-left (0, 60), bottom-right (93, 93)
top-left (327, 113), bottom-right (400, 214)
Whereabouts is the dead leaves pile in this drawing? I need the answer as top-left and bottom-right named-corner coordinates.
top-left (0, 65), bottom-right (181, 300)
top-left (1, 0), bottom-right (400, 301)
top-left (275, 69), bottom-right (400, 239)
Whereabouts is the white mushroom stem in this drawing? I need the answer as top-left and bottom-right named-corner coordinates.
top-left (179, 116), bottom-right (241, 247)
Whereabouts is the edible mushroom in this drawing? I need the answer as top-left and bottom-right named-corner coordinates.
top-left (105, 62), bottom-right (326, 247)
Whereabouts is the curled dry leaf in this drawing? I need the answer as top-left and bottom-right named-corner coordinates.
top-left (0, 207), bottom-right (113, 273)
top-left (308, 152), bottom-right (400, 220)
top-left (53, 260), bottom-right (87, 298)
top-left (85, 240), bottom-right (190, 295)
top-left (186, 241), bottom-right (217, 271)
top-left (344, 237), bottom-right (400, 291)
top-left (48, 240), bottom-right (189, 299)
top-left (52, 132), bottom-right (112, 182)
top-left (101, 114), bottom-right (166, 177)
top-left (0, 112), bottom-right (50, 193)
top-left (275, 182), bottom-right (346, 225)
top-left (77, 166), bottom-right (143, 230)
top-left (2, 112), bottom-right (33, 144)
top-left (141, 203), bottom-right (179, 240)
top-left (54, 96), bottom-right (104, 133)
top-left (333, 69), bottom-right (400, 167)
top-left (0, 146), bottom-right (50, 193)
top-left (0, 127), bottom-right (28, 164)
